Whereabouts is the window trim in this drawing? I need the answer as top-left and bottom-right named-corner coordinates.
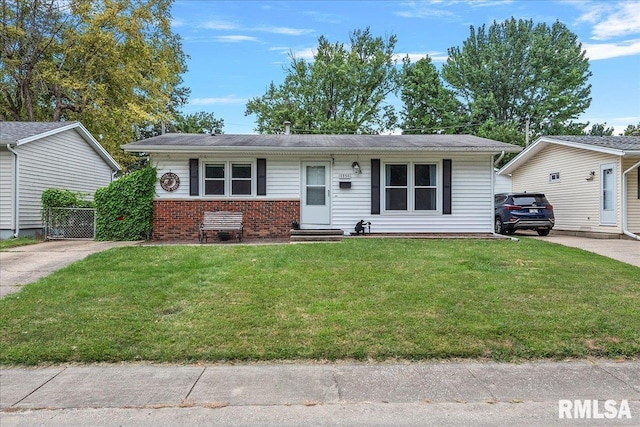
top-left (382, 161), bottom-right (440, 214)
top-left (202, 160), bottom-right (255, 197)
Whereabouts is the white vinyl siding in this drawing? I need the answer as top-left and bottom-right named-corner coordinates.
top-left (151, 155), bottom-right (300, 200)
top-left (16, 129), bottom-right (114, 230)
top-left (152, 153), bottom-right (496, 234)
top-left (511, 144), bottom-right (622, 233)
top-left (623, 159), bottom-right (640, 233)
top-left (493, 171), bottom-right (512, 194)
top-left (0, 147), bottom-right (14, 231)
top-left (332, 154), bottom-right (494, 233)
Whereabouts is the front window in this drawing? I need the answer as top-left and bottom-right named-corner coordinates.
top-left (414, 164), bottom-right (436, 210)
top-left (232, 164), bottom-right (252, 195)
top-left (204, 164), bottom-right (225, 195)
top-left (385, 164), bottom-right (408, 210)
top-left (203, 162), bottom-right (253, 196)
top-left (384, 163), bottom-right (437, 212)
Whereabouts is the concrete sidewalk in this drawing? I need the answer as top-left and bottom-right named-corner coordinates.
top-left (2, 360), bottom-right (639, 426)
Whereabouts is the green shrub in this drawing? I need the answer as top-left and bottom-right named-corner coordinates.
top-left (41, 189), bottom-right (93, 221)
top-left (95, 167), bottom-right (156, 241)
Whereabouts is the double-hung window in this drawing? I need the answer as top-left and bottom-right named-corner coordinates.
top-left (204, 164), bottom-right (225, 195)
top-left (414, 164), bottom-right (436, 210)
top-left (204, 162), bottom-right (253, 196)
top-left (384, 162), bottom-right (437, 212)
top-left (385, 164), bottom-right (408, 210)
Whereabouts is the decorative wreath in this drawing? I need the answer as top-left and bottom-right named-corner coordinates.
top-left (160, 172), bottom-right (180, 192)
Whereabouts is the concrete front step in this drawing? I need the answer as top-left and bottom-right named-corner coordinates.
top-left (290, 229), bottom-right (344, 242)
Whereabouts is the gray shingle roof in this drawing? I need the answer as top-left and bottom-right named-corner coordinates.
top-left (543, 135), bottom-right (640, 151)
top-left (0, 121), bottom-right (78, 144)
top-left (123, 133), bottom-right (522, 152)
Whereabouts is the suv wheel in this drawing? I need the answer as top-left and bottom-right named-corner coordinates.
top-left (495, 217), bottom-right (505, 234)
top-left (537, 229), bottom-right (550, 236)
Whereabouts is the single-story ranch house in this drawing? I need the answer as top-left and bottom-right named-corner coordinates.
top-left (123, 131), bottom-right (521, 241)
top-left (0, 121), bottom-right (121, 239)
top-left (499, 135), bottom-right (640, 240)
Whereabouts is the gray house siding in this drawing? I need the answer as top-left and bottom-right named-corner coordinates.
top-left (17, 129), bottom-right (114, 230)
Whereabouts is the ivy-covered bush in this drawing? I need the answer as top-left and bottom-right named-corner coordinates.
top-left (41, 189), bottom-right (93, 210)
top-left (41, 189), bottom-right (93, 220)
top-left (95, 167), bottom-right (156, 241)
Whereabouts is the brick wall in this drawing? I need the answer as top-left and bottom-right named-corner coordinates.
top-left (152, 200), bottom-right (300, 241)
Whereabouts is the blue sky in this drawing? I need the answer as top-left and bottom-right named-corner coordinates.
top-left (171, 0), bottom-right (640, 135)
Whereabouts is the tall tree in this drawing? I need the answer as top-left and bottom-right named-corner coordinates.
top-left (1, 0), bottom-right (188, 167)
top-left (623, 123), bottom-right (640, 136)
top-left (586, 123), bottom-right (614, 136)
top-left (245, 28), bottom-right (399, 134)
top-left (442, 18), bottom-right (592, 140)
top-left (399, 56), bottom-right (463, 134)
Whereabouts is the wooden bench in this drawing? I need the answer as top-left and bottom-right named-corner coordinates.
top-left (199, 211), bottom-right (243, 243)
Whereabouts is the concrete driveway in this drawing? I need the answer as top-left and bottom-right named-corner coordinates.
top-left (0, 240), bottom-right (140, 298)
top-left (529, 234), bottom-right (640, 268)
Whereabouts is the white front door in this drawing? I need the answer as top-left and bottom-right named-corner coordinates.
top-left (301, 162), bottom-right (331, 226)
top-left (600, 163), bottom-right (617, 225)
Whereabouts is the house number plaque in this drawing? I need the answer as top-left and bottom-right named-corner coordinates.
top-left (160, 172), bottom-right (180, 192)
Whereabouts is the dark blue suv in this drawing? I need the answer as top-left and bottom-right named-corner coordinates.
top-left (495, 193), bottom-right (555, 236)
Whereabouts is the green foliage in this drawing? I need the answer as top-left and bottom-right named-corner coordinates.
top-left (623, 123), bottom-right (640, 136)
top-left (94, 167), bottom-right (156, 241)
top-left (245, 27), bottom-right (399, 134)
top-left (399, 56), bottom-right (464, 134)
top-left (586, 123), bottom-right (614, 136)
top-left (174, 111), bottom-right (224, 134)
top-left (442, 18), bottom-right (592, 138)
top-left (41, 188), bottom-right (93, 210)
top-left (1, 0), bottom-right (188, 169)
top-left (40, 188), bottom-right (93, 221)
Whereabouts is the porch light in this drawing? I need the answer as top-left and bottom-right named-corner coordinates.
top-left (352, 161), bottom-right (361, 174)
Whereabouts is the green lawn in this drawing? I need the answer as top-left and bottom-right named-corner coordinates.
top-left (1, 238), bottom-right (638, 365)
top-left (0, 236), bottom-right (42, 250)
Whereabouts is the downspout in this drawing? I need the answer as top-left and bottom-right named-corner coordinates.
top-left (6, 144), bottom-right (20, 238)
top-left (622, 159), bottom-right (640, 240)
top-left (493, 151), bottom-right (505, 167)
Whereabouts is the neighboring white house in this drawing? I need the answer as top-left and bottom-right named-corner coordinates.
top-left (494, 168), bottom-right (513, 194)
top-left (498, 135), bottom-right (640, 239)
top-left (122, 131), bottom-right (521, 241)
top-left (0, 121), bottom-right (121, 239)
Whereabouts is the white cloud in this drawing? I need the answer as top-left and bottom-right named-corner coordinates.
top-left (201, 20), bottom-right (239, 31)
top-left (591, 2), bottom-right (640, 40)
top-left (255, 26), bottom-right (315, 36)
top-left (213, 35), bottom-right (259, 43)
top-left (583, 39), bottom-right (640, 60)
top-left (395, 0), bottom-right (512, 18)
top-left (171, 18), bottom-right (186, 28)
top-left (575, 1), bottom-right (640, 40)
top-left (189, 97), bottom-right (247, 106)
top-left (396, 52), bottom-right (449, 62)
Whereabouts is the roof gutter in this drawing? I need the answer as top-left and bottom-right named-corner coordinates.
top-left (622, 160), bottom-right (640, 241)
top-left (6, 144), bottom-right (20, 238)
top-left (122, 145), bottom-right (521, 155)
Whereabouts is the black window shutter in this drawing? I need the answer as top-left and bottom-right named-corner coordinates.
top-left (189, 158), bottom-right (199, 196)
top-left (443, 159), bottom-right (452, 215)
top-left (257, 158), bottom-right (267, 196)
top-left (371, 159), bottom-right (380, 214)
